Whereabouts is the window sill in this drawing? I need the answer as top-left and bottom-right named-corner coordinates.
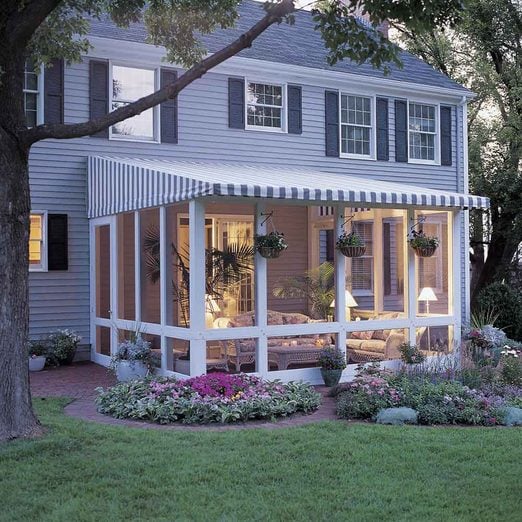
top-left (244, 125), bottom-right (287, 134)
top-left (340, 153), bottom-right (376, 161)
top-left (408, 158), bottom-right (440, 166)
top-left (29, 267), bottom-right (48, 273)
top-left (109, 136), bottom-right (161, 145)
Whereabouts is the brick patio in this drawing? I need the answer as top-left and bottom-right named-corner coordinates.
top-left (30, 362), bottom-right (338, 431)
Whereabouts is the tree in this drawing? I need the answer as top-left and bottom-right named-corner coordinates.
top-left (392, 0), bottom-right (522, 304)
top-left (0, 0), bottom-right (464, 441)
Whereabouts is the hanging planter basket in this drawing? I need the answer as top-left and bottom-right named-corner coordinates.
top-left (254, 230), bottom-right (288, 260)
top-left (412, 245), bottom-right (438, 258)
top-left (258, 246), bottom-right (283, 259)
top-left (337, 245), bottom-right (366, 258)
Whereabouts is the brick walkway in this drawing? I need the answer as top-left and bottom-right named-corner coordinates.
top-left (30, 362), bottom-right (338, 431)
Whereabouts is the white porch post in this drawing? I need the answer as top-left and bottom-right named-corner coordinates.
top-left (134, 211), bottom-right (142, 323)
top-left (159, 206), bottom-right (173, 371)
top-left (452, 210), bottom-right (463, 348)
top-left (407, 208), bottom-right (417, 346)
top-left (334, 206), bottom-right (347, 355)
top-left (189, 199), bottom-right (207, 376)
top-left (255, 202), bottom-right (268, 377)
top-left (110, 215), bottom-right (118, 356)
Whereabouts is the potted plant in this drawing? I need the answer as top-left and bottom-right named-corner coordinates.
top-left (254, 231), bottom-right (288, 259)
top-left (408, 230), bottom-right (439, 257)
top-left (110, 337), bottom-right (155, 382)
top-left (47, 329), bottom-right (81, 365)
top-left (28, 340), bottom-right (47, 372)
top-left (336, 230), bottom-right (366, 258)
top-left (399, 343), bottom-right (426, 365)
top-left (318, 345), bottom-right (346, 387)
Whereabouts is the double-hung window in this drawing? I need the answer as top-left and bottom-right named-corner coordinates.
top-left (340, 95), bottom-right (373, 158)
top-left (351, 221), bottom-right (374, 294)
top-left (408, 102), bottom-right (437, 162)
top-left (111, 65), bottom-right (156, 141)
top-left (24, 60), bottom-right (40, 127)
top-left (29, 213), bottom-right (46, 271)
top-left (246, 82), bottom-right (285, 131)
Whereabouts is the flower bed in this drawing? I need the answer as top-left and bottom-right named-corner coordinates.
top-left (96, 373), bottom-right (321, 424)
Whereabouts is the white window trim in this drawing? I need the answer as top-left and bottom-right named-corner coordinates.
top-left (29, 211), bottom-right (48, 272)
top-left (339, 93), bottom-right (376, 161)
top-left (407, 100), bottom-right (441, 165)
top-left (108, 60), bottom-right (160, 144)
top-left (23, 63), bottom-right (45, 127)
top-left (245, 79), bottom-right (287, 133)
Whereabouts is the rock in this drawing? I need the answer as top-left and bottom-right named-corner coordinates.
top-left (376, 407), bottom-right (418, 426)
top-left (502, 407), bottom-right (522, 427)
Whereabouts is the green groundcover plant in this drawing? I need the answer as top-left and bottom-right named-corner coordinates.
top-left (96, 373), bottom-right (321, 424)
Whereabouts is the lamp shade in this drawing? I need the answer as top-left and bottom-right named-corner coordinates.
top-left (330, 290), bottom-right (358, 308)
top-left (418, 287), bottom-right (437, 302)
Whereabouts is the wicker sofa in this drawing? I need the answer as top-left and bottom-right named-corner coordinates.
top-left (215, 310), bottom-right (329, 371)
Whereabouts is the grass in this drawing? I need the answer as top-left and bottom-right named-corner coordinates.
top-left (1, 399), bottom-right (521, 522)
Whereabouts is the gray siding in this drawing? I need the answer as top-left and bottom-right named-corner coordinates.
top-left (28, 54), bottom-right (464, 344)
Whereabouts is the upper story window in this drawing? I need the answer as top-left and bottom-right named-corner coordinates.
top-left (24, 60), bottom-right (40, 127)
top-left (111, 65), bottom-right (156, 141)
top-left (29, 213), bottom-right (46, 271)
top-left (340, 95), bottom-right (373, 158)
top-left (408, 102), bottom-right (437, 162)
top-left (246, 82), bottom-right (285, 131)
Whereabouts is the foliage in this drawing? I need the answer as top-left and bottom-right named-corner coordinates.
top-left (335, 230), bottom-right (364, 248)
top-left (110, 337), bottom-right (156, 373)
top-left (272, 261), bottom-right (334, 320)
top-left (375, 407), bottom-right (418, 426)
top-left (318, 345), bottom-right (346, 370)
top-left (27, 341), bottom-right (47, 358)
top-left (499, 347), bottom-right (522, 386)
top-left (399, 343), bottom-right (426, 365)
top-left (254, 231), bottom-right (288, 252)
top-left (96, 373), bottom-right (321, 424)
top-left (46, 329), bottom-right (81, 365)
top-left (477, 283), bottom-right (522, 341)
top-left (408, 229), bottom-right (440, 249)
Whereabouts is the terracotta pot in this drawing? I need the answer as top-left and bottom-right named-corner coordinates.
top-left (258, 246), bottom-right (283, 259)
top-left (338, 245), bottom-right (366, 258)
top-left (412, 245), bottom-right (437, 258)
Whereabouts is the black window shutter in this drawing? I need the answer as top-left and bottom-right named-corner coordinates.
top-left (228, 77), bottom-right (245, 129)
top-left (287, 85), bottom-right (302, 134)
top-left (47, 214), bottom-right (68, 271)
top-left (376, 97), bottom-right (389, 161)
top-left (325, 90), bottom-right (339, 157)
top-left (394, 100), bottom-right (408, 162)
top-left (440, 106), bottom-right (452, 166)
top-left (160, 68), bottom-right (178, 144)
top-left (44, 59), bottom-right (64, 124)
top-left (89, 60), bottom-right (109, 138)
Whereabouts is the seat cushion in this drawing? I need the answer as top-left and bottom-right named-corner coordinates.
top-left (351, 330), bottom-right (373, 340)
top-left (229, 312), bottom-right (255, 328)
top-left (282, 312), bottom-right (310, 325)
top-left (347, 339), bottom-right (366, 349)
top-left (359, 340), bottom-right (386, 354)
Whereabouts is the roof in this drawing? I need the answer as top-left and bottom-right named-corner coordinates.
top-left (88, 1), bottom-right (470, 95)
top-left (87, 156), bottom-right (489, 218)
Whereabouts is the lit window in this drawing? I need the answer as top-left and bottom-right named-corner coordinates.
top-left (341, 95), bottom-right (372, 157)
top-left (29, 213), bottom-right (46, 271)
top-left (409, 103), bottom-right (437, 161)
top-left (246, 82), bottom-right (285, 130)
top-left (351, 221), bottom-right (373, 293)
top-left (111, 65), bottom-right (155, 140)
top-left (24, 60), bottom-right (40, 127)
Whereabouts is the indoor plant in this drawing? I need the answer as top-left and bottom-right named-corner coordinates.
top-left (47, 329), bottom-right (81, 365)
top-left (28, 340), bottom-right (47, 372)
top-left (110, 337), bottom-right (155, 382)
top-left (318, 345), bottom-right (346, 386)
top-left (336, 230), bottom-right (366, 257)
top-left (254, 231), bottom-right (288, 259)
top-left (408, 230), bottom-right (440, 257)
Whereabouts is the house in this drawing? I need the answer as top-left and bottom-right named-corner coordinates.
top-left (27, 1), bottom-right (488, 383)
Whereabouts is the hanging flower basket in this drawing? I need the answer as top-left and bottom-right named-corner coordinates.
top-left (408, 230), bottom-right (439, 258)
top-left (255, 231), bottom-right (288, 259)
top-left (336, 231), bottom-right (366, 258)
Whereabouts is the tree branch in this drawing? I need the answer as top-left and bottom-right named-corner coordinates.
top-left (21, 0), bottom-right (297, 145)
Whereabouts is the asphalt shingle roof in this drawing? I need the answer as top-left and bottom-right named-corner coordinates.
top-left (89, 1), bottom-right (470, 94)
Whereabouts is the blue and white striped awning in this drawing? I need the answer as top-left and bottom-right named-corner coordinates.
top-left (88, 156), bottom-right (490, 218)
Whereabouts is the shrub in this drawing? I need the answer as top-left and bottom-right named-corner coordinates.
top-left (96, 373), bottom-right (321, 424)
top-left (499, 348), bottom-right (522, 386)
top-left (477, 283), bottom-right (522, 341)
top-left (399, 343), bottom-right (426, 365)
top-left (47, 329), bottom-right (81, 365)
top-left (28, 340), bottom-right (47, 358)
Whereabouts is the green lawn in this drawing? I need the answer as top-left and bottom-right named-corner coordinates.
top-left (1, 399), bottom-right (521, 522)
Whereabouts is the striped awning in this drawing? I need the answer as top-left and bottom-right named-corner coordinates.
top-left (88, 156), bottom-right (490, 218)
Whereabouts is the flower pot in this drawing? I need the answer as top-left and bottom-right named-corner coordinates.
top-left (28, 356), bottom-right (46, 372)
top-left (258, 246), bottom-right (283, 259)
top-left (338, 245), bottom-right (366, 258)
top-left (115, 360), bottom-right (148, 382)
top-left (320, 368), bottom-right (343, 387)
top-left (412, 245), bottom-right (437, 258)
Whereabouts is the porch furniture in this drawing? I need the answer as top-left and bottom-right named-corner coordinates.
top-left (268, 344), bottom-right (322, 370)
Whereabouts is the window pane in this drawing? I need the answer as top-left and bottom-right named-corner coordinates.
top-left (112, 102), bottom-right (154, 140)
top-left (29, 215), bottom-right (42, 266)
top-left (117, 213), bottom-right (136, 321)
top-left (112, 66), bottom-right (154, 101)
top-left (410, 131), bottom-right (435, 160)
top-left (341, 124), bottom-right (370, 156)
top-left (247, 105), bottom-right (282, 128)
top-left (247, 83), bottom-right (282, 107)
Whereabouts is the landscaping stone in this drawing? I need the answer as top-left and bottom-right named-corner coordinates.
top-left (376, 407), bottom-right (418, 426)
top-left (502, 407), bottom-right (522, 427)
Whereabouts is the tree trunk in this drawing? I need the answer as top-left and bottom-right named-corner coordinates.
top-left (0, 49), bottom-right (42, 441)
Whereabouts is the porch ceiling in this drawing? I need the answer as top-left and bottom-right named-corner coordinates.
top-left (88, 156), bottom-right (489, 218)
